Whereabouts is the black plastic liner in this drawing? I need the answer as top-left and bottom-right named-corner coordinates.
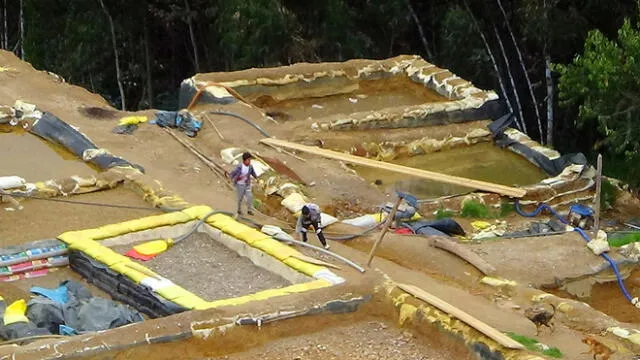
top-left (488, 113), bottom-right (587, 177)
top-left (29, 112), bottom-right (144, 172)
top-left (68, 251), bottom-right (187, 318)
top-left (179, 80), bottom-right (237, 110)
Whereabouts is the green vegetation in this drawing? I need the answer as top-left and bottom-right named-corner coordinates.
top-left (460, 200), bottom-right (490, 218)
top-left (499, 201), bottom-right (515, 217)
top-left (556, 18), bottom-right (640, 188)
top-left (506, 332), bottom-right (563, 358)
top-left (600, 178), bottom-right (620, 210)
top-left (608, 232), bottom-right (640, 247)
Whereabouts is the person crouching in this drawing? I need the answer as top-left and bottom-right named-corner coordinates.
top-left (296, 203), bottom-right (330, 250)
top-left (229, 152), bottom-right (258, 216)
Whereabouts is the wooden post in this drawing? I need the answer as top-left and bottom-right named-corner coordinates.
top-left (594, 154), bottom-right (603, 233)
top-left (367, 196), bottom-right (403, 266)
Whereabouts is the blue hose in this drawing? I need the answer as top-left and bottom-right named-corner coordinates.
top-left (514, 200), bottom-right (635, 304)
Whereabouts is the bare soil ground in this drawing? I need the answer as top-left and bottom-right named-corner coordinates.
top-left (113, 233), bottom-right (291, 301)
top-left (212, 320), bottom-right (466, 360)
top-left (0, 188), bottom-right (159, 246)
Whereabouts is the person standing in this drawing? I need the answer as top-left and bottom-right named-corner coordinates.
top-left (229, 152), bottom-right (258, 216)
top-left (296, 203), bottom-right (330, 249)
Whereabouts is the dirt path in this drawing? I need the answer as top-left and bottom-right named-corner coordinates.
top-left (0, 188), bottom-right (160, 246)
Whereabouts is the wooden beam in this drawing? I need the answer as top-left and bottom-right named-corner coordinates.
top-left (260, 138), bottom-right (527, 198)
top-left (396, 283), bottom-right (526, 350)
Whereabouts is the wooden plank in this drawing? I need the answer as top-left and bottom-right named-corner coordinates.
top-left (367, 196), bottom-right (402, 266)
top-left (260, 138), bottom-right (527, 198)
top-left (396, 283), bottom-right (526, 350)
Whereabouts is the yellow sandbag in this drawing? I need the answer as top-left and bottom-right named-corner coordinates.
top-left (118, 116), bottom-right (148, 126)
top-left (209, 217), bottom-right (236, 230)
top-left (198, 280), bottom-right (333, 310)
top-left (221, 222), bottom-right (255, 238)
top-left (57, 231), bottom-right (86, 245)
top-left (251, 239), bottom-right (300, 260)
top-left (283, 257), bottom-right (325, 277)
top-left (133, 239), bottom-right (174, 256)
top-left (235, 229), bottom-right (272, 245)
top-left (95, 249), bottom-right (129, 266)
top-left (182, 205), bottom-right (213, 219)
top-left (4, 300), bottom-right (28, 325)
top-left (155, 285), bottom-right (200, 301)
top-left (110, 263), bottom-right (148, 283)
top-left (203, 213), bottom-right (232, 226)
top-left (172, 294), bottom-right (209, 309)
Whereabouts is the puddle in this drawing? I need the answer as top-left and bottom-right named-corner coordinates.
top-left (0, 127), bottom-right (91, 180)
top-left (353, 142), bottom-right (547, 198)
top-left (257, 76), bottom-right (449, 122)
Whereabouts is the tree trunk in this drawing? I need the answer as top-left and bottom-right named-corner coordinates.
top-left (494, 25), bottom-right (526, 133)
top-left (1, 0), bottom-right (6, 49)
top-left (143, 11), bottom-right (153, 108)
top-left (464, 2), bottom-right (517, 129)
top-left (544, 0), bottom-right (554, 147)
top-left (405, 0), bottom-right (434, 60)
top-left (184, 0), bottom-right (200, 73)
top-left (99, 0), bottom-right (126, 110)
top-left (495, 0), bottom-right (542, 141)
top-left (19, 0), bottom-right (24, 59)
top-left (545, 55), bottom-right (553, 146)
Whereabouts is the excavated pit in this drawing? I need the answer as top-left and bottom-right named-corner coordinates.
top-left (253, 76), bottom-right (449, 122)
top-left (351, 142), bottom-right (547, 198)
top-left (111, 233), bottom-right (292, 301)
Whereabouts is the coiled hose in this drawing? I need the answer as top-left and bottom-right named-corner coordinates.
top-left (514, 200), bottom-right (637, 306)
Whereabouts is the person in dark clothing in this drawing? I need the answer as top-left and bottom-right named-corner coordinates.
top-left (228, 152), bottom-right (258, 216)
top-left (295, 203), bottom-right (329, 249)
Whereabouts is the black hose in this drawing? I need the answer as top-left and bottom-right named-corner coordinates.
top-left (207, 111), bottom-right (271, 138)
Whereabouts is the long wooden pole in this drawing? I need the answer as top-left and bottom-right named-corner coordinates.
top-left (593, 154), bottom-right (603, 232)
top-left (397, 283), bottom-right (525, 350)
top-left (367, 196), bottom-right (402, 266)
top-left (260, 138), bottom-right (527, 198)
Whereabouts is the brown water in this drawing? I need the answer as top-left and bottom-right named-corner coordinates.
top-left (353, 142), bottom-right (547, 199)
top-left (0, 128), bottom-right (91, 181)
top-left (260, 76), bottom-right (449, 121)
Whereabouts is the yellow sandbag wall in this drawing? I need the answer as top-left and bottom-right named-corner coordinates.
top-left (58, 205), bottom-right (341, 312)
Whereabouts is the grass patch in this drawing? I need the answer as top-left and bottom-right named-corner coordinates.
top-left (608, 232), bottom-right (640, 247)
top-left (506, 332), bottom-right (563, 358)
top-left (499, 201), bottom-right (515, 217)
top-left (460, 200), bottom-right (490, 218)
